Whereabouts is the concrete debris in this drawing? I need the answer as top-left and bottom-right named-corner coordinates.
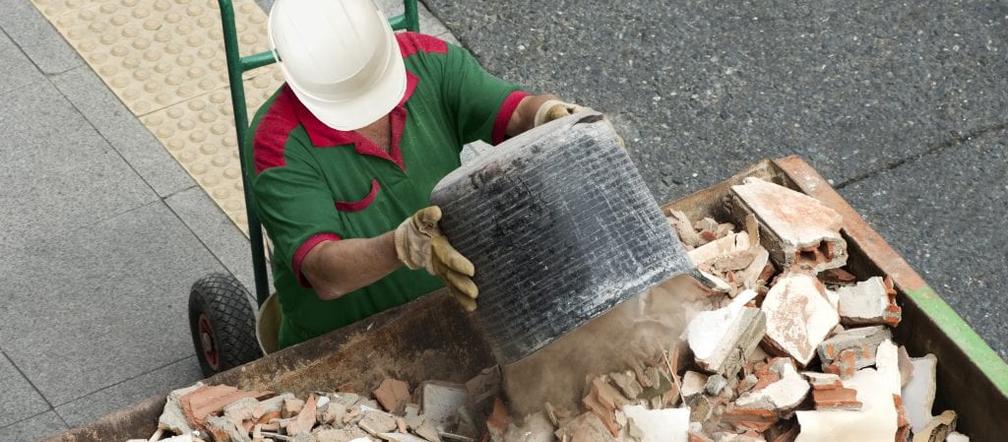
top-left (556, 412), bottom-right (618, 442)
top-left (704, 374), bottom-right (728, 396)
top-left (735, 358), bottom-right (809, 415)
top-left (680, 371), bottom-right (708, 401)
top-left (668, 209), bottom-right (703, 249)
top-left (817, 325), bottom-right (892, 370)
top-left (912, 410), bottom-right (957, 442)
top-left (620, 405), bottom-right (690, 442)
top-left (901, 354), bottom-right (938, 433)
top-left (685, 289), bottom-right (766, 377)
top-left (609, 371), bottom-right (643, 400)
top-left (761, 273), bottom-right (839, 366)
top-left (421, 381), bottom-right (469, 431)
top-left (285, 395), bottom-right (317, 436)
top-left (836, 277), bottom-right (901, 326)
top-left (728, 177), bottom-right (847, 273)
top-left (159, 383), bottom-right (203, 435)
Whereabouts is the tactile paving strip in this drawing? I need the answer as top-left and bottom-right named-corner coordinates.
top-left (31, 0), bottom-right (282, 235)
top-left (142, 69), bottom-right (285, 234)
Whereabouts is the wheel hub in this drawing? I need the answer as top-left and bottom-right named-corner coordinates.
top-left (198, 314), bottom-right (220, 370)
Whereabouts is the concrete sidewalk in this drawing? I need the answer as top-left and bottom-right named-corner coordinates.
top-left (0, 1), bottom-right (456, 440)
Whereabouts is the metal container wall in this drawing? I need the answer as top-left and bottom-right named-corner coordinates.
top-left (430, 113), bottom-right (693, 363)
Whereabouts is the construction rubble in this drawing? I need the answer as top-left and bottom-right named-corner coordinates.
top-left (136, 179), bottom-right (969, 442)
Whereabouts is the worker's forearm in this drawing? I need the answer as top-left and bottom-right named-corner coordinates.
top-left (301, 232), bottom-right (401, 300)
top-left (506, 94), bottom-right (559, 137)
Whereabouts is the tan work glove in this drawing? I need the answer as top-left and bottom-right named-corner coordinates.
top-left (534, 99), bottom-right (626, 149)
top-left (533, 99), bottom-right (592, 127)
top-left (394, 206), bottom-right (479, 311)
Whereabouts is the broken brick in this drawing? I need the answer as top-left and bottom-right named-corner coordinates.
top-left (373, 378), bottom-right (411, 415)
top-left (817, 325), bottom-right (892, 370)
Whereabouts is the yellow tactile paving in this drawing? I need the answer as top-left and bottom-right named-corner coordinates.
top-left (31, 0), bottom-right (283, 236)
top-left (142, 68), bottom-right (285, 234)
top-left (40, 0), bottom-right (270, 115)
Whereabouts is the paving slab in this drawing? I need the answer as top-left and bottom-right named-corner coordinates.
top-left (55, 356), bottom-right (202, 429)
top-left (51, 66), bottom-right (195, 197)
top-left (0, 80), bottom-right (157, 248)
top-left (0, 352), bottom-right (50, 427)
top-left (840, 129), bottom-right (1008, 359)
top-left (425, 0), bottom-right (1008, 203)
top-left (0, 28), bottom-right (44, 96)
top-left (0, 0), bottom-right (82, 74)
top-left (0, 410), bottom-right (67, 442)
top-left (0, 201), bottom-right (226, 405)
top-left (165, 186), bottom-right (257, 292)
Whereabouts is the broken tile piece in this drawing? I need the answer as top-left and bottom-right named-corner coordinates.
top-left (179, 385), bottom-right (268, 429)
top-left (836, 277), bottom-right (901, 326)
top-left (728, 177), bottom-right (847, 273)
top-left (912, 410), bottom-right (957, 442)
top-left (795, 367), bottom-right (898, 442)
top-left (685, 289), bottom-right (766, 377)
top-left (902, 354), bottom-right (938, 433)
top-left (621, 405), bottom-right (690, 442)
top-left (761, 273), bottom-right (839, 365)
top-left (735, 358), bottom-right (809, 415)
top-left (285, 394), bottom-right (317, 436)
top-left (374, 378), bottom-right (411, 414)
top-left (817, 325), bottom-right (892, 369)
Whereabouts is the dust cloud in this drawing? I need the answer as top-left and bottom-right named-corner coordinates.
top-left (502, 274), bottom-right (713, 415)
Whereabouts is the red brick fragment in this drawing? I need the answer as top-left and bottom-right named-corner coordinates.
top-left (721, 407), bottom-right (778, 432)
top-left (373, 378), bottom-right (411, 414)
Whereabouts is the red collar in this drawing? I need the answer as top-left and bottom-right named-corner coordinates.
top-left (289, 72), bottom-right (419, 171)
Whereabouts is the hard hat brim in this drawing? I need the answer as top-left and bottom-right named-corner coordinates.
top-left (285, 27), bottom-right (407, 132)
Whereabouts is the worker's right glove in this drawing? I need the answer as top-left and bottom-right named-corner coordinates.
top-left (534, 99), bottom-right (592, 127)
top-left (394, 206), bottom-right (479, 311)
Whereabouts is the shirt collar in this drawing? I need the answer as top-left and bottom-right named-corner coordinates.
top-left (288, 72), bottom-right (419, 170)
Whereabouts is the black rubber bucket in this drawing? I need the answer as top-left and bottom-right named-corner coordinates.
top-left (430, 112), bottom-right (692, 363)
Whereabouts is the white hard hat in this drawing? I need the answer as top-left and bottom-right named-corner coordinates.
top-left (268, 0), bottom-right (406, 131)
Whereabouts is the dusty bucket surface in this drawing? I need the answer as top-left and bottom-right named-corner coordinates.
top-left (431, 112), bottom-right (693, 363)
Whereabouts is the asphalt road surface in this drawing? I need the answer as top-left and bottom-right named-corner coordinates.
top-left (425, 0), bottom-right (1008, 358)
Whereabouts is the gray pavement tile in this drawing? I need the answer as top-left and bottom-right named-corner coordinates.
top-left (55, 356), bottom-right (201, 429)
top-left (0, 80), bottom-right (157, 248)
top-left (840, 129), bottom-right (1008, 359)
top-left (0, 28), bottom-right (44, 96)
top-left (425, 0), bottom-right (1008, 203)
top-left (0, 0), bottom-right (82, 74)
top-left (0, 411), bottom-right (67, 442)
top-left (0, 352), bottom-right (50, 427)
top-left (51, 66), bottom-right (195, 197)
top-left (165, 186), bottom-right (256, 293)
top-left (0, 201), bottom-right (226, 405)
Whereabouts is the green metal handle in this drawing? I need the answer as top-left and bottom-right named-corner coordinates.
top-left (217, 0), bottom-right (421, 305)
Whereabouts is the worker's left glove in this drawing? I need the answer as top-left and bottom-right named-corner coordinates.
top-left (394, 206), bottom-right (479, 311)
top-left (534, 99), bottom-right (592, 127)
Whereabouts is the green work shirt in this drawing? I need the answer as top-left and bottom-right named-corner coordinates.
top-left (245, 32), bottom-right (528, 349)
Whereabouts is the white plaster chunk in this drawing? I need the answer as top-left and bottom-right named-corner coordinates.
top-left (158, 383), bottom-right (203, 435)
top-left (681, 371), bottom-right (708, 399)
top-left (946, 432), bottom-right (970, 442)
top-left (836, 277), bottom-right (890, 325)
top-left (901, 354), bottom-right (938, 433)
top-left (795, 367), bottom-right (898, 442)
top-left (503, 411), bottom-right (554, 442)
top-left (735, 358), bottom-right (810, 413)
top-left (762, 273), bottom-right (839, 365)
top-left (621, 405), bottom-right (690, 442)
top-left (875, 340), bottom-right (902, 396)
top-left (688, 231), bottom-right (752, 268)
top-left (729, 177), bottom-right (847, 272)
top-left (685, 290), bottom-right (766, 376)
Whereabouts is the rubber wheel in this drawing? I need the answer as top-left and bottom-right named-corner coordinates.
top-left (188, 273), bottom-right (261, 377)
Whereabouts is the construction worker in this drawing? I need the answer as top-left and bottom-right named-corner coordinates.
top-left (251, 0), bottom-right (592, 348)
